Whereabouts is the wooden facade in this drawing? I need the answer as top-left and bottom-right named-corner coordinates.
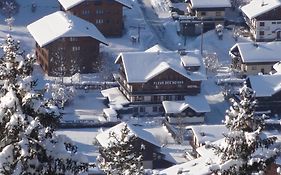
top-left (115, 59), bottom-right (202, 116)
top-left (36, 36), bottom-right (101, 76)
top-left (60, 0), bottom-right (125, 37)
top-left (165, 107), bottom-right (205, 124)
top-left (243, 6), bottom-right (281, 42)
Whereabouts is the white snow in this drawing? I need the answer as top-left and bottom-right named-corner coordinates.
top-left (188, 125), bottom-right (228, 146)
top-left (190, 0), bottom-right (231, 8)
top-left (27, 11), bottom-right (108, 47)
top-left (96, 122), bottom-right (161, 148)
top-left (230, 42), bottom-right (281, 63)
top-left (115, 51), bottom-right (206, 83)
top-left (163, 95), bottom-right (210, 113)
top-left (101, 87), bottom-right (130, 110)
top-left (58, 0), bottom-right (133, 10)
top-left (241, 0), bottom-right (281, 19)
top-left (248, 73), bottom-right (281, 97)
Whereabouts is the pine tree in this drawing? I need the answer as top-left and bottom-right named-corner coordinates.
top-left (0, 35), bottom-right (88, 174)
top-left (211, 84), bottom-right (278, 175)
top-left (97, 124), bottom-right (144, 175)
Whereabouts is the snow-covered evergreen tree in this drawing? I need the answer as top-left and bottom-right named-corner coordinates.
top-left (97, 124), bottom-right (144, 175)
top-left (0, 35), bottom-right (88, 174)
top-left (211, 84), bottom-right (278, 175)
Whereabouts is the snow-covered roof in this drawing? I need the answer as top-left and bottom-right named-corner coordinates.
top-left (187, 125), bottom-right (228, 145)
top-left (248, 74), bottom-right (281, 97)
top-left (101, 87), bottom-right (130, 110)
top-left (241, 0), bottom-right (281, 19)
top-left (273, 61), bottom-right (281, 73)
top-left (162, 95), bottom-right (210, 114)
top-left (115, 51), bottom-right (206, 83)
top-left (58, 0), bottom-right (132, 10)
top-left (160, 156), bottom-right (212, 175)
top-left (230, 42), bottom-right (281, 63)
top-left (181, 53), bottom-right (201, 67)
top-left (190, 0), bottom-right (231, 9)
top-left (96, 122), bottom-right (161, 148)
top-left (27, 11), bottom-right (107, 47)
top-left (145, 44), bottom-right (167, 52)
top-left (103, 108), bottom-right (117, 118)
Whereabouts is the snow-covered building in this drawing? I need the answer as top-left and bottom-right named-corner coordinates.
top-left (103, 49), bottom-right (208, 119)
top-left (187, 125), bottom-right (227, 149)
top-left (162, 95), bottom-right (210, 124)
top-left (246, 73), bottom-right (281, 114)
top-left (229, 42), bottom-right (281, 75)
top-left (186, 0), bottom-right (231, 31)
top-left (58, 0), bottom-right (132, 37)
top-left (96, 122), bottom-right (176, 169)
top-left (27, 11), bottom-right (107, 76)
top-left (241, 0), bottom-right (281, 42)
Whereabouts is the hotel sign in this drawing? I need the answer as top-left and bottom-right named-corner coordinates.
top-left (153, 81), bottom-right (184, 86)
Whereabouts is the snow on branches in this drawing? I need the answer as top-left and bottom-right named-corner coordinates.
top-left (211, 84), bottom-right (279, 175)
top-left (0, 35), bottom-right (89, 174)
top-left (97, 124), bottom-right (144, 175)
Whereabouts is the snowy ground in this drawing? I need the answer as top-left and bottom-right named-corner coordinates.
top-left (0, 0), bottom-right (255, 167)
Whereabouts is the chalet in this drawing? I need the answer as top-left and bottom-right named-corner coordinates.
top-left (102, 49), bottom-right (207, 118)
top-left (186, 0), bottom-right (231, 31)
top-left (27, 11), bottom-right (107, 76)
top-left (246, 74), bottom-right (281, 114)
top-left (241, 0), bottom-right (281, 42)
top-left (58, 0), bottom-right (132, 37)
top-left (162, 95), bottom-right (210, 124)
top-left (229, 42), bottom-right (281, 75)
top-left (95, 122), bottom-right (176, 169)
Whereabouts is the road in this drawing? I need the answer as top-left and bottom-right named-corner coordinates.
top-left (137, 0), bottom-right (179, 50)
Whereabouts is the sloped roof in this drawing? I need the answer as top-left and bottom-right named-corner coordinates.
top-left (27, 11), bottom-right (107, 47)
top-left (115, 51), bottom-right (206, 83)
top-left (190, 0), bottom-right (231, 9)
top-left (145, 44), bottom-right (167, 52)
top-left (248, 74), bottom-right (281, 97)
top-left (58, 0), bottom-right (132, 10)
top-left (241, 0), bottom-right (281, 19)
top-left (229, 42), bottom-right (281, 63)
top-left (96, 122), bottom-right (161, 148)
top-left (273, 61), bottom-right (281, 72)
top-left (162, 95), bottom-right (210, 114)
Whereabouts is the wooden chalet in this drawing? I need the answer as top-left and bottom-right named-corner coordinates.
top-left (241, 0), bottom-right (281, 42)
top-left (104, 49), bottom-right (207, 117)
top-left (27, 11), bottom-right (107, 76)
top-left (246, 74), bottom-right (281, 114)
top-left (186, 0), bottom-right (231, 31)
top-left (229, 42), bottom-right (281, 75)
top-left (96, 122), bottom-right (176, 169)
top-left (58, 0), bottom-right (132, 37)
top-left (162, 95), bottom-right (210, 124)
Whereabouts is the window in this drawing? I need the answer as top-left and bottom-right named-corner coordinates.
top-left (82, 10), bottom-right (90, 15)
top-left (251, 65), bottom-right (257, 70)
top-left (70, 37), bottom-right (78, 42)
top-left (153, 106), bottom-right (157, 112)
top-left (201, 12), bottom-right (206, 16)
top-left (140, 107), bottom-right (145, 113)
top-left (260, 22), bottom-right (265, 26)
top-left (277, 22), bottom-right (281, 24)
top-left (215, 11), bottom-right (221, 16)
top-left (260, 31), bottom-right (264, 35)
top-left (96, 19), bottom-right (104, 24)
top-left (96, 9), bottom-right (104, 15)
top-left (272, 22), bottom-right (276, 24)
top-left (72, 46), bottom-right (80, 52)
